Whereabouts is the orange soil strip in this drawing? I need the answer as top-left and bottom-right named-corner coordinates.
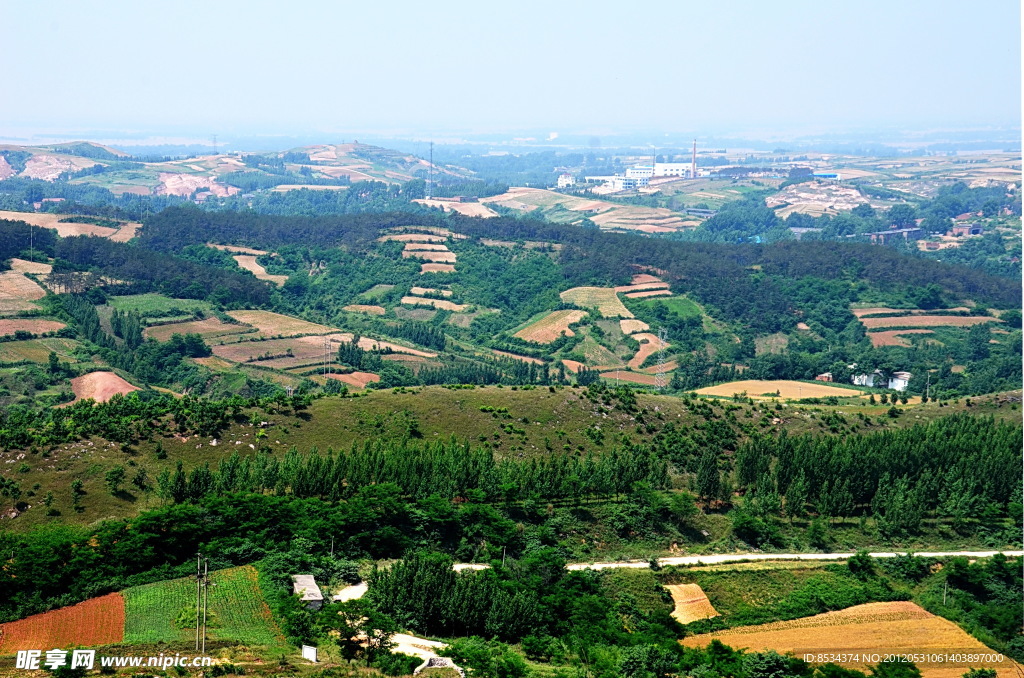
top-left (620, 319), bottom-right (651, 334)
top-left (628, 333), bottom-right (669, 369)
top-left (639, 360), bottom-right (679, 374)
top-left (600, 370), bottom-right (658, 385)
top-left (378, 233), bottom-right (446, 242)
top-left (0, 319), bottom-right (66, 336)
top-left (852, 307), bottom-right (971, 318)
top-left (410, 287), bottom-right (452, 297)
top-left (421, 263), bottom-right (456, 273)
top-left (514, 310), bottom-right (588, 343)
top-left (403, 243), bottom-right (450, 251)
top-left (796, 322), bottom-right (811, 330)
top-left (0, 593), bottom-right (125, 653)
top-left (226, 310), bottom-right (337, 336)
top-left (208, 243), bottom-right (270, 255)
top-left (233, 255), bottom-right (288, 286)
top-left (108, 222), bottom-right (140, 242)
top-left (326, 372), bottom-right (380, 389)
top-left (630, 274), bottom-right (663, 285)
top-left (868, 329), bottom-right (935, 347)
top-left (493, 350), bottom-right (545, 365)
top-left (626, 289), bottom-right (673, 299)
top-left (402, 251), bottom-right (457, 263)
top-left (614, 282), bottom-right (670, 293)
top-left (68, 372), bottom-right (140, 403)
top-left (860, 315), bottom-right (998, 329)
top-left (343, 304), bottom-right (386, 315)
top-left (401, 296), bottom-right (467, 311)
top-left (561, 359), bottom-right (584, 374)
top-left (665, 584), bottom-right (719, 624)
top-left (695, 379), bottom-right (862, 399)
top-left (681, 602), bottom-right (1015, 678)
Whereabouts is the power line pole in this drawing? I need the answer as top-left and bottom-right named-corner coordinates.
top-left (427, 141), bottom-right (433, 199)
top-left (201, 558), bottom-right (209, 653)
top-left (195, 553), bottom-right (201, 651)
top-left (656, 327), bottom-right (668, 391)
top-left (212, 134), bottom-right (218, 155)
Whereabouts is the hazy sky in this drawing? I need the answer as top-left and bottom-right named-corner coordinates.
top-left (1, 0), bottom-right (1020, 139)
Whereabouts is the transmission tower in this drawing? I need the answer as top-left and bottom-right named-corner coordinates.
top-left (655, 327), bottom-right (668, 391)
top-left (426, 141), bottom-right (433, 199)
top-left (323, 337), bottom-right (331, 378)
top-left (211, 134), bottom-right (218, 155)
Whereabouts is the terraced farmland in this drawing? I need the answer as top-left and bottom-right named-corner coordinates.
top-left (560, 287), bottom-right (633, 318)
top-left (514, 310), bottom-right (588, 343)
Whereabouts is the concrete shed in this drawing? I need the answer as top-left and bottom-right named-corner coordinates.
top-left (291, 574), bottom-right (324, 610)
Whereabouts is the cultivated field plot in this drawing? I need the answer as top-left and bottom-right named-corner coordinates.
top-left (123, 566), bottom-right (283, 648)
top-left (0, 270), bottom-right (47, 313)
top-left (378, 233), bottom-right (447, 243)
top-left (421, 263), bottom-right (456, 274)
top-left (69, 372), bottom-right (140, 403)
top-left (0, 319), bottom-right (65, 337)
top-left (626, 289), bottom-right (672, 299)
top-left (620, 319), bottom-right (650, 334)
top-left (615, 281), bottom-right (670, 294)
top-left (600, 370), bottom-right (658, 386)
top-left (695, 380), bottom-right (863, 399)
top-left (410, 286), bottom-right (452, 297)
top-left (109, 294), bottom-right (213, 323)
top-left (628, 333), bottom-right (670, 369)
top-left (859, 315), bottom-right (999, 329)
top-left (343, 304), bottom-right (386, 315)
top-left (680, 602), bottom-right (1014, 678)
top-left (0, 593), bottom-right (124, 653)
top-left (403, 243), bottom-right (450, 251)
top-left (481, 188), bottom-right (686, 233)
top-left (233, 255), bottom-right (288, 286)
top-left (850, 306), bottom-right (969, 318)
top-left (0, 210), bottom-right (117, 238)
top-left (514, 310), bottom-right (588, 343)
top-left (402, 250), bottom-right (457, 263)
top-left (226, 310), bottom-right (338, 337)
top-left (326, 371), bottom-right (381, 389)
top-left (665, 584), bottom-right (719, 624)
top-left (8, 258), bottom-right (51, 275)
top-left (0, 337), bottom-right (81, 364)
top-left (413, 198), bottom-right (499, 218)
top-left (560, 287), bottom-right (634, 318)
top-left (868, 329), bottom-right (935, 347)
top-left (401, 296), bottom-right (467, 311)
top-left (144, 317), bottom-right (253, 343)
top-left (360, 284), bottom-right (397, 299)
top-left (492, 349), bottom-right (545, 364)
top-left (208, 243), bottom-right (270, 255)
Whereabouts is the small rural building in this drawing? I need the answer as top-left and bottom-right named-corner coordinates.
top-left (951, 222), bottom-right (983, 237)
top-left (291, 575), bottom-right (324, 610)
top-left (814, 372), bottom-right (833, 382)
top-left (852, 370), bottom-right (884, 388)
top-left (888, 371), bottom-right (912, 392)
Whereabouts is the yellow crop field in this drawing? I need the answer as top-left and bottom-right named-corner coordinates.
top-left (514, 310), bottom-right (588, 343)
top-left (694, 380), bottom-right (862, 399)
top-left (402, 296), bottom-right (468, 312)
top-left (0, 271), bottom-right (47, 313)
top-left (226, 310), bottom-right (338, 337)
top-left (343, 304), bottom-right (386, 315)
top-left (421, 263), bottom-right (456, 274)
top-left (620, 319), bottom-right (650, 334)
top-left (233, 255), bottom-right (288, 286)
top-left (681, 602), bottom-right (1016, 678)
top-left (402, 250), bottom-right (457, 263)
top-left (560, 287), bottom-right (633, 318)
top-left (860, 316), bottom-right (999, 329)
top-left (664, 584), bottom-right (719, 624)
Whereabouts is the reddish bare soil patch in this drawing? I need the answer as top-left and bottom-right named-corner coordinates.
top-left (0, 319), bottom-right (66, 336)
top-left (343, 304), bottom-right (386, 315)
top-left (868, 329), bottom-right (935, 347)
top-left (155, 172), bottom-right (239, 198)
top-left (561, 359), bottom-right (584, 374)
top-left (630, 274), bottom-right (663, 285)
top-left (860, 315), bottom-right (997, 329)
top-left (69, 372), bottom-right (139, 403)
top-left (493, 350), bottom-right (545, 364)
top-left (600, 370), bottom-right (658, 385)
top-left (639, 360), bottom-right (679, 374)
top-left (421, 263), bottom-right (456, 273)
top-left (403, 243), bottom-right (450, 251)
top-left (0, 593), bottom-right (125, 652)
top-left (326, 372), bottom-right (380, 389)
top-left (626, 289), bottom-right (673, 299)
top-left (615, 282), bottom-right (670, 293)
top-left (515, 310), bottom-right (588, 343)
top-left (226, 310), bottom-right (337, 337)
top-left (628, 333), bottom-right (669, 369)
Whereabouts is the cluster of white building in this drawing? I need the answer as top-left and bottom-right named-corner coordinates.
top-left (572, 162), bottom-right (707, 192)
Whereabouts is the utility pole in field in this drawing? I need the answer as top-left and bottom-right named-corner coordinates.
top-left (195, 554), bottom-right (202, 651)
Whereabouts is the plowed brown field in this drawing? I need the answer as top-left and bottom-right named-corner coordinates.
top-left (0, 593), bottom-right (125, 652)
top-left (0, 319), bottom-right (65, 336)
top-left (326, 372), bottom-right (381, 389)
top-left (868, 329), bottom-right (935, 347)
top-left (514, 310), bottom-right (588, 343)
top-left (421, 263), bottom-right (456, 273)
top-left (860, 316), bottom-right (998, 329)
top-left (69, 372), bottom-right (139, 403)
top-left (560, 287), bottom-right (633, 318)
